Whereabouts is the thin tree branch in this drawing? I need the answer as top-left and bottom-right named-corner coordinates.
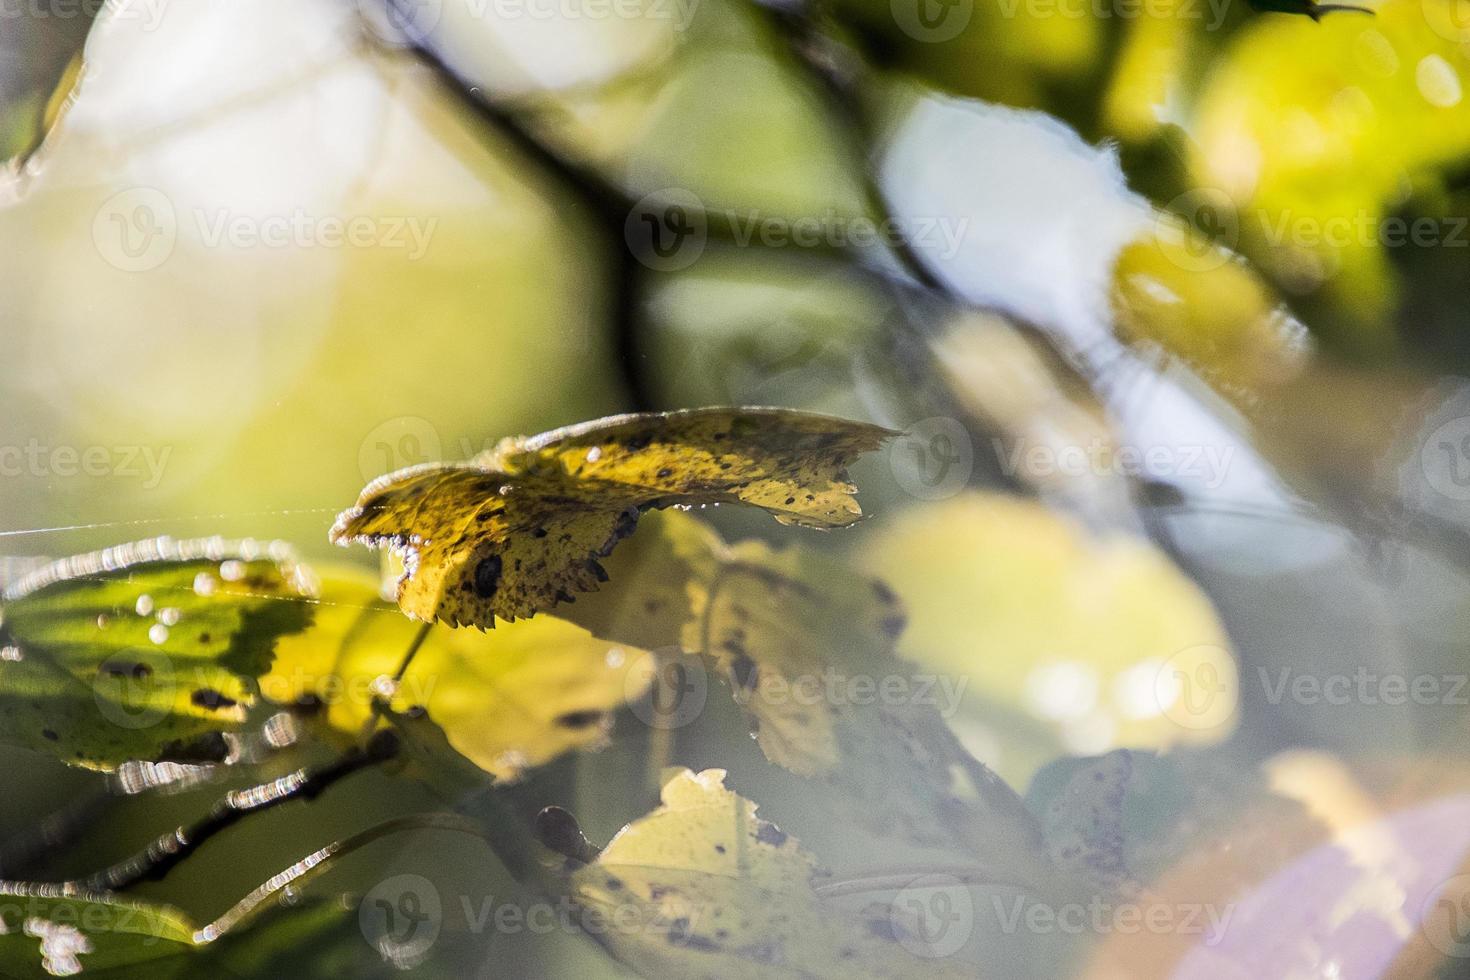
top-left (71, 731), bottom-right (401, 892)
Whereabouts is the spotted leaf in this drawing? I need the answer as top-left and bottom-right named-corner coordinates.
top-left (0, 537), bottom-right (317, 769)
top-left (330, 408), bottom-right (893, 628)
top-left (566, 768), bottom-right (974, 979)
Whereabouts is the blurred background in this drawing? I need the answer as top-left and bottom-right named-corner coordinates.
top-left (2, 0), bottom-right (1470, 975)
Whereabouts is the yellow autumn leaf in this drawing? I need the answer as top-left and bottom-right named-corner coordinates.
top-left (263, 568), bottom-right (652, 781)
top-left (857, 493), bottom-right (1238, 780)
top-left (331, 408), bottom-right (894, 629)
top-left (558, 511), bottom-right (1055, 890)
top-left (567, 767), bottom-right (975, 979)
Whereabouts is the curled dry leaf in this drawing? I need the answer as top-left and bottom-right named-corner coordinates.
top-left (330, 408), bottom-right (894, 629)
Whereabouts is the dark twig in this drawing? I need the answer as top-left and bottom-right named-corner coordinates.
top-left (72, 731), bottom-right (401, 892)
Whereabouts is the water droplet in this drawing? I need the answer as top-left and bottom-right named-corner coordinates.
top-left (24, 918), bottom-right (92, 977)
top-left (606, 647), bottom-right (625, 668)
top-left (157, 607), bottom-right (181, 626)
top-left (193, 572), bottom-right (217, 596)
top-left (148, 623), bottom-right (169, 645)
top-left (1, 646), bottom-right (23, 663)
top-left (586, 446), bottom-right (603, 463)
top-left (96, 614), bottom-right (110, 630)
top-left (135, 594), bottom-right (154, 616)
top-left (219, 559), bottom-right (246, 582)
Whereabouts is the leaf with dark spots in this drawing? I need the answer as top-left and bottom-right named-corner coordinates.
top-left (563, 769), bottom-right (972, 978)
top-left (0, 537), bottom-right (316, 770)
top-left (755, 822), bottom-right (788, 846)
top-left (190, 688), bottom-right (239, 711)
top-left (330, 408), bottom-right (893, 629)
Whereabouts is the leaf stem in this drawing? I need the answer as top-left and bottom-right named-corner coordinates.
top-left (394, 620), bottom-right (433, 683)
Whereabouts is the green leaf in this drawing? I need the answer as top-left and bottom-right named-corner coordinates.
top-left (0, 4), bottom-right (92, 173)
top-left (0, 883), bottom-right (195, 978)
top-left (0, 537), bottom-right (317, 769)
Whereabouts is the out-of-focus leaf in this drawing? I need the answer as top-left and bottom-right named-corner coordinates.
top-left (1110, 224), bottom-right (1313, 405)
top-left (1191, 0), bottom-right (1470, 347)
top-left (508, 1), bottom-right (871, 224)
top-left (0, 878), bottom-right (387, 977)
top-left (331, 408), bottom-right (893, 628)
top-left (642, 247), bottom-right (889, 415)
top-left (0, 883), bottom-right (195, 978)
top-left (857, 494), bottom-right (1238, 781)
top-left (566, 510), bottom-right (1056, 891)
top-left (1028, 749), bottom-right (1327, 889)
top-left (1029, 749), bottom-right (1134, 893)
top-left (831, 0), bottom-right (1100, 112)
top-left (566, 509), bottom-right (724, 655)
top-left (0, 4), bottom-right (93, 175)
top-left (566, 767), bottom-right (974, 979)
top-left (0, 537), bottom-right (316, 769)
top-left (263, 569), bottom-right (652, 781)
